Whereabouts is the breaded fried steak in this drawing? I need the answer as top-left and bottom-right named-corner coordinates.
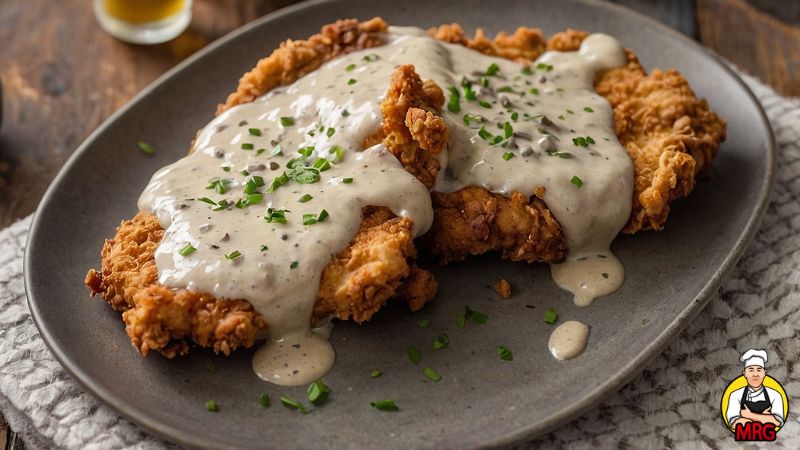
top-left (86, 18), bottom-right (724, 376)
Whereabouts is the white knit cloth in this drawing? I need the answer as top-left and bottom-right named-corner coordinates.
top-left (1, 72), bottom-right (798, 449)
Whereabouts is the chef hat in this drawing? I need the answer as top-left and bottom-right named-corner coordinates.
top-left (740, 349), bottom-right (768, 368)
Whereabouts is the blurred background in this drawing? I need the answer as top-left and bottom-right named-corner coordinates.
top-left (0, 0), bottom-right (797, 447)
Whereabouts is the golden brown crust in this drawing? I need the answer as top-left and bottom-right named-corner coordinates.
top-left (426, 25), bottom-right (726, 263)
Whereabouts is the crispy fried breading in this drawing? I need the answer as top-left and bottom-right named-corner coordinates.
top-left (87, 19), bottom-right (440, 358)
top-left (425, 25), bottom-right (726, 263)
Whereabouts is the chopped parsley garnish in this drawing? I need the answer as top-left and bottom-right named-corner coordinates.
top-left (211, 199), bottom-right (231, 211)
top-left (423, 367), bottom-right (441, 382)
top-left (602, 272), bottom-right (609, 279)
top-left (510, 111), bottom-right (519, 121)
top-left (341, 109), bottom-right (350, 117)
top-left (259, 393), bottom-right (270, 408)
top-left (432, 333), bottom-right (449, 350)
top-left (326, 127), bottom-right (335, 138)
top-left (566, 109), bottom-right (574, 114)
top-left (570, 175), bottom-right (583, 188)
top-left (496, 346), bottom-right (513, 361)
top-left (345, 63), bottom-right (356, 71)
top-left (267, 172), bottom-right (290, 192)
top-left (224, 250), bottom-right (241, 260)
top-left (280, 117), bottom-right (295, 127)
top-left (280, 396), bottom-right (308, 413)
top-left (270, 145), bottom-right (283, 157)
top-left (371, 400), bottom-right (398, 411)
top-left (198, 197), bottom-right (216, 205)
top-left (529, 87), bottom-right (539, 95)
top-left (178, 244), bottom-right (196, 257)
top-left (347, 78), bottom-right (357, 85)
top-left (536, 62), bottom-right (554, 72)
top-left (463, 113), bottom-right (484, 126)
top-left (503, 121), bottom-right (513, 138)
top-left (243, 175), bottom-right (265, 194)
top-left (298, 194), bottom-right (313, 203)
top-left (478, 126), bottom-right (503, 145)
top-left (260, 244), bottom-right (268, 252)
top-left (417, 318), bottom-right (430, 328)
top-left (447, 86), bottom-right (461, 113)
top-left (256, 148), bottom-right (266, 155)
top-left (137, 141), bottom-right (156, 155)
top-left (479, 76), bottom-right (489, 87)
top-left (241, 193), bottom-right (263, 207)
top-left (290, 261), bottom-right (298, 269)
top-left (248, 128), bottom-right (262, 136)
top-left (206, 178), bottom-right (231, 194)
top-left (544, 307), bottom-right (557, 324)
top-left (362, 53), bottom-right (380, 62)
top-left (222, 166), bottom-right (231, 172)
top-left (303, 214), bottom-right (318, 225)
top-left (205, 400), bottom-right (218, 412)
top-left (288, 166), bottom-right (321, 184)
top-left (502, 151), bottom-right (515, 161)
top-left (456, 313), bottom-right (465, 329)
top-left (342, 177), bottom-right (354, 184)
top-left (307, 379), bottom-right (331, 404)
top-left (584, 106), bottom-right (594, 113)
top-left (485, 63), bottom-right (500, 76)
top-left (521, 66), bottom-right (533, 75)
top-left (371, 369), bottom-right (382, 378)
top-left (464, 305), bottom-right (488, 324)
top-left (241, 143), bottom-right (254, 150)
top-left (265, 208), bottom-right (288, 224)
top-left (572, 136), bottom-right (596, 147)
top-left (313, 158), bottom-right (331, 171)
top-left (478, 100), bottom-right (492, 109)
top-left (297, 146), bottom-right (314, 158)
top-left (407, 346), bottom-right (421, 364)
top-left (497, 86), bottom-right (513, 93)
top-left (329, 145), bottom-right (344, 162)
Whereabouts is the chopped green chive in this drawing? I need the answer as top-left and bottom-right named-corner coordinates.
top-left (345, 63), bottom-right (356, 71)
top-left (456, 314), bottom-right (465, 329)
top-left (497, 86), bottom-right (513, 93)
top-left (307, 379), bottom-right (331, 404)
top-left (423, 367), bottom-right (441, 382)
top-left (259, 393), bottom-right (270, 408)
top-left (465, 305), bottom-right (488, 324)
top-left (362, 53), bottom-right (380, 62)
top-left (260, 244), bottom-right (268, 252)
top-left (318, 209), bottom-right (329, 222)
top-left (496, 346), bottom-right (513, 361)
top-left (370, 369), bottom-right (382, 378)
top-left (280, 396), bottom-right (308, 413)
top-left (280, 117), bottom-right (295, 127)
top-left (224, 250), bottom-right (241, 260)
top-left (198, 197), bottom-right (216, 205)
top-left (298, 194), bottom-right (313, 203)
top-left (463, 83), bottom-right (477, 101)
top-left (371, 400), bottom-right (398, 411)
top-left (347, 78), bottom-right (357, 85)
top-left (447, 86), bottom-right (461, 113)
top-left (417, 318), bottom-right (430, 328)
top-left (503, 122), bottom-right (513, 138)
top-left (325, 127), bottom-right (335, 138)
top-left (137, 141), bottom-right (155, 155)
top-left (485, 63), bottom-right (500, 76)
top-left (544, 307), bottom-right (557, 324)
top-left (205, 400), bottom-right (218, 412)
top-left (329, 145), bottom-right (345, 162)
top-left (407, 346), bottom-right (421, 364)
top-left (290, 261), bottom-right (298, 269)
top-left (521, 66), bottom-right (533, 75)
top-left (570, 175), bottom-right (583, 188)
top-left (572, 136), bottom-right (595, 147)
top-left (178, 244), bottom-right (196, 257)
top-left (529, 87), bottom-right (539, 95)
top-left (479, 76), bottom-right (489, 87)
top-left (510, 111), bottom-right (519, 121)
top-left (267, 172), bottom-right (290, 192)
top-left (463, 113), bottom-right (484, 126)
top-left (241, 143), bottom-right (254, 150)
top-left (303, 214), bottom-right (318, 225)
top-left (536, 63), bottom-right (554, 72)
top-left (502, 151), bottom-right (515, 161)
top-left (584, 106), bottom-right (594, 113)
top-left (566, 109), bottom-right (574, 114)
top-left (243, 175), bottom-right (265, 194)
top-left (211, 199), bottom-right (230, 211)
top-left (270, 145), bottom-right (283, 157)
top-left (206, 178), bottom-right (231, 194)
top-left (256, 148), bottom-right (266, 155)
top-left (222, 166), bottom-right (231, 172)
top-left (248, 128), bottom-right (262, 136)
top-left (342, 177), bottom-right (354, 184)
top-left (265, 208), bottom-right (288, 224)
top-left (432, 333), bottom-right (449, 350)
top-left (479, 100), bottom-right (492, 109)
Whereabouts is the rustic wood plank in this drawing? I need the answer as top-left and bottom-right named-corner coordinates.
top-left (698, 0), bottom-right (800, 96)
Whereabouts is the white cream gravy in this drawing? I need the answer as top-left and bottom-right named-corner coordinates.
top-left (548, 320), bottom-right (590, 360)
top-left (139, 27), bottom-right (632, 380)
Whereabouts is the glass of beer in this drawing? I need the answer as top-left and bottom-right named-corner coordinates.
top-left (94, 0), bottom-right (192, 44)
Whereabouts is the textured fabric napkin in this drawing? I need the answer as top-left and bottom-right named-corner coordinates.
top-left (1, 70), bottom-right (798, 449)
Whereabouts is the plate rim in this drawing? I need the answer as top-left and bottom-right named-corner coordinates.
top-left (24, 0), bottom-right (776, 448)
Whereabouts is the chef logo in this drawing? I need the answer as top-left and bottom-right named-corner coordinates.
top-left (721, 348), bottom-right (788, 441)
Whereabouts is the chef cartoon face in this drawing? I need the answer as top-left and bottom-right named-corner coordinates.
top-left (744, 365), bottom-right (765, 389)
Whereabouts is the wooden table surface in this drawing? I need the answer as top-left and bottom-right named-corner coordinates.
top-left (0, 0), bottom-right (797, 447)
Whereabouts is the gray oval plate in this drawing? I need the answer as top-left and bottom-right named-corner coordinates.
top-left (25, 0), bottom-right (774, 448)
